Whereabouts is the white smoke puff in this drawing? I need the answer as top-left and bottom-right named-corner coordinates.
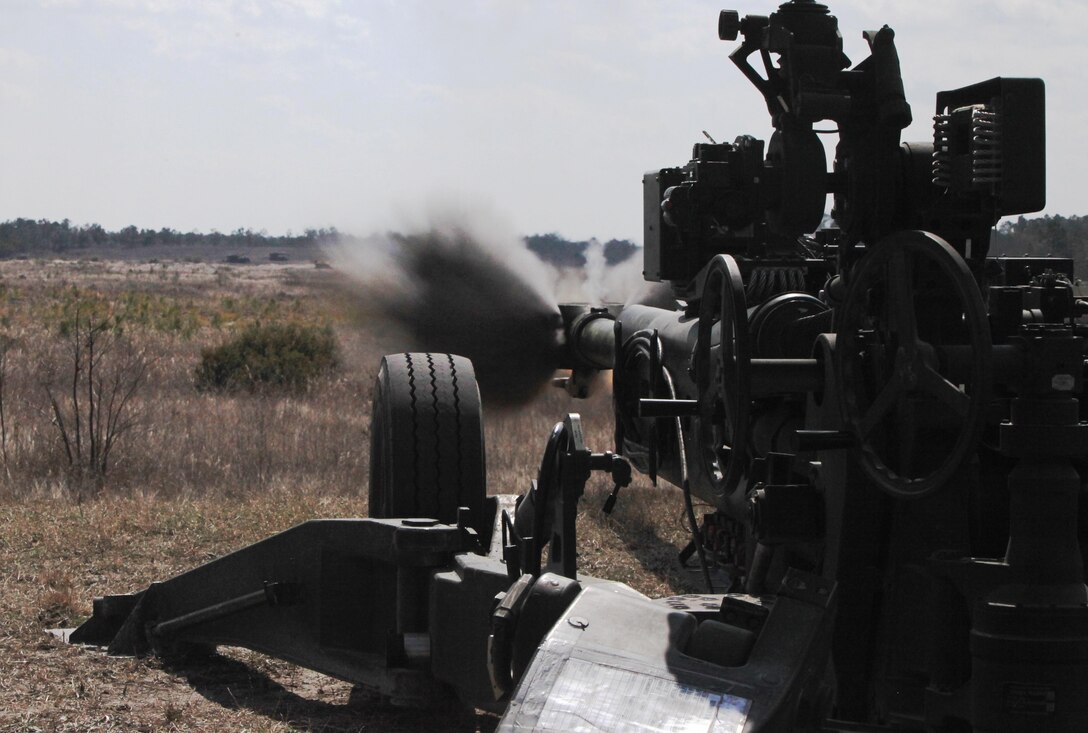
top-left (550, 266), bottom-right (590, 303)
top-left (324, 231), bottom-right (405, 291)
top-left (601, 251), bottom-right (651, 305)
top-left (576, 242), bottom-right (665, 307)
top-left (582, 238), bottom-right (606, 305)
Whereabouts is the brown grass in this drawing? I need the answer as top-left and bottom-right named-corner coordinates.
top-left (0, 257), bottom-right (702, 732)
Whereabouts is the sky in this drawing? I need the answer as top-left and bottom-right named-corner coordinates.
top-left (1, 0), bottom-right (1085, 243)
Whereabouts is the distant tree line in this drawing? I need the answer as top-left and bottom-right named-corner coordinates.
top-left (0, 219), bottom-right (642, 267)
top-left (20, 215), bottom-right (1084, 274)
top-left (0, 218), bottom-right (338, 257)
top-left (524, 233), bottom-right (638, 267)
top-left (990, 214), bottom-right (1088, 278)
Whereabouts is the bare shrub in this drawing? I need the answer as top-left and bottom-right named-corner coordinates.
top-left (36, 300), bottom-right (151, 495)
top-left (0, 333), bottom-right (16, 474)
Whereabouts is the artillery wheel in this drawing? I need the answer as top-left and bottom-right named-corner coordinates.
top-left (368, 353), bottom-right (487, 535)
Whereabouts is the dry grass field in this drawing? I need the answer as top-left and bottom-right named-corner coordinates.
top-left (0, 255), bottom-right (704, 732)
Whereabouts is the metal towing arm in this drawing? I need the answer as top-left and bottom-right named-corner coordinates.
top-left (70, 408), bottom-right (835, 731)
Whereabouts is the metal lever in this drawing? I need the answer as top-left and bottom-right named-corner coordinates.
top-left (639, 398), bottom-right (700, 418)
top-left (594, 452), bottom-right (632, 515)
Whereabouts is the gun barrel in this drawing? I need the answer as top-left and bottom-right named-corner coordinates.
top-left (562, 303), bottom-right (704, 378)
top-left (568, 309), bottom-right (617, 370)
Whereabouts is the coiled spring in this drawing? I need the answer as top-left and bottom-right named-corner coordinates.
top-left (745, 266), bottom-right (807, 304)
top-left (932, 104), bottom-right (1002, 190)
top-left (971, 107), bottom-right (1002, 185)
top-left (932, 112), bottom-right (953, 188)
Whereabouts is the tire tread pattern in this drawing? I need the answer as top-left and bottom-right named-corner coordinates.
top-left (369, 352), bottom-right (486, 534)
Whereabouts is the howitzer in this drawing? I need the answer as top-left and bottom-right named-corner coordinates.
top-left (69, 2), bottom-right (1088, 731)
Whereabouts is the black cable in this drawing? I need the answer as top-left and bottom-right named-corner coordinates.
top-left (662, 367), bottom-right (714, 592)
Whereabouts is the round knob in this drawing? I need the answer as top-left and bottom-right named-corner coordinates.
top-left (719, 10), bottom-right (741, 41)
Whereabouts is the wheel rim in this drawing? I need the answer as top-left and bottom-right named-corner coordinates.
top-left (835, 230), bottom-right (992, 498)
top-left (695, 254), bottom-right (752, 514)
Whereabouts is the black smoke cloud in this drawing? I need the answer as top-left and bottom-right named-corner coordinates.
top-left (331, 223), bottom-right (563, 408)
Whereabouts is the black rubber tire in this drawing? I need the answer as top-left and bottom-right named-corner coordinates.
top-left (368, 353), bottom-right (487, 534)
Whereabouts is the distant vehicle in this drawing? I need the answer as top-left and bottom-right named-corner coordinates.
top-left (269, 252), bottom-right (289, 262)
top-left (223, 254), bottom-right (251, 264)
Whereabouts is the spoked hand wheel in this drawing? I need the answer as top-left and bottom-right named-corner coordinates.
top-left (835, 230), bottom-right (992, 498)
top-left (695, 254), bottom-right (752, 516)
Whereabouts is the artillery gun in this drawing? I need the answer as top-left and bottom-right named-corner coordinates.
top-left (70, 2), bottom-right (1087, 731)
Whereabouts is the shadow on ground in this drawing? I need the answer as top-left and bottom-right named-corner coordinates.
top-left (580, 486), bottom-right (729, 596)
top-left (165, 652), bottom-right (498, 733)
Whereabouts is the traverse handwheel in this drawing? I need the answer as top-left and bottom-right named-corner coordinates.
top-left (835, 230), bottom-right (992, 498)
top-left (695, 254), bottom-right (752, 515)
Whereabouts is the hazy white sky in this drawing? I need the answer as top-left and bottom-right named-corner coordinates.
top-left (1, 0), bottom-right (1084, 242)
